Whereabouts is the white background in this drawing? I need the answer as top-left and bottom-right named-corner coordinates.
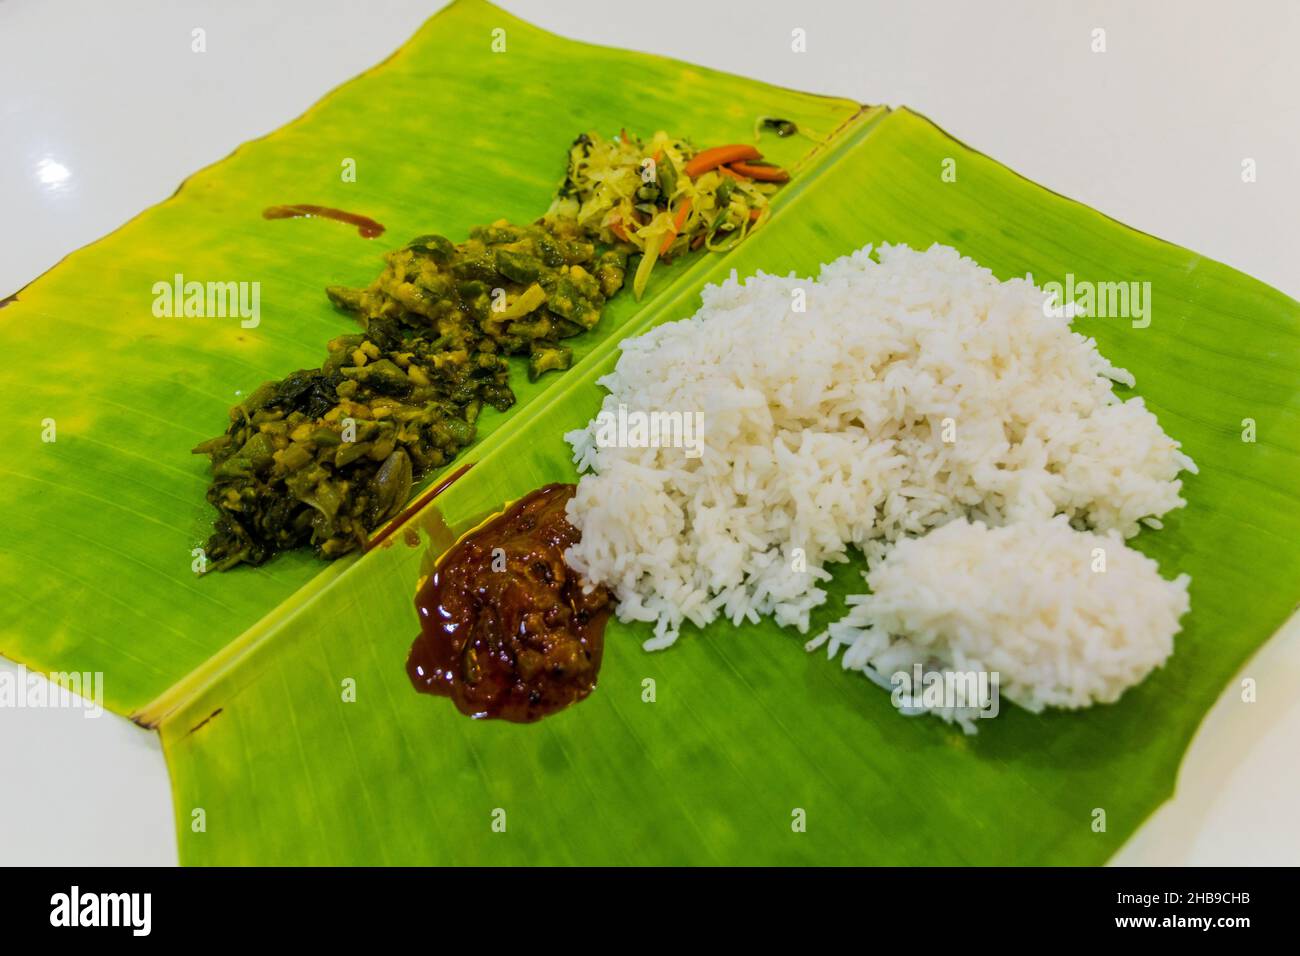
top-left (1, 0), bottom-right (1297, 866)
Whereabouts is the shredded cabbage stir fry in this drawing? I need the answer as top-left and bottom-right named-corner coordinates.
top-left (546, 130), bottom-right (788, 299)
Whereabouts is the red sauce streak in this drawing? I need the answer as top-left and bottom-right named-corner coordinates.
top-left (407, 484), bottom-right (612, 722)
top-left (261, 204), bottom-right (386, 238)
top-left (367, 463), bottom-right (472, 552)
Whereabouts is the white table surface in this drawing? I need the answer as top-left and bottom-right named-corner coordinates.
top-left (1, 0), bottom-right (1297, 867)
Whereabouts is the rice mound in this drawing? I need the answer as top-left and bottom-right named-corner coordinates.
top-left (811, 516), bottom-right (1190, 715)
top-left (564, 242), bottom-right (1193, 709)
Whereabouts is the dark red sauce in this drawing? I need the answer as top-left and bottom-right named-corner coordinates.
top-left (406, 484), bottom-right (611, 722)
top-left (261, 204), bottom-right (386, 238)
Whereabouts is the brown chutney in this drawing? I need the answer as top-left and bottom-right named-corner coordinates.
top-left (406, 483), bottom-right (612, 721)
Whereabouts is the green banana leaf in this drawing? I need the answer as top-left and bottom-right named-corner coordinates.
top-left (3, 0), bottom-right (1298, 865)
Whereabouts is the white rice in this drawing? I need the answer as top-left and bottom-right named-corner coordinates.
top-left (808, 517), bottom-right (1189, 726)
top-left (564, 242), bottom-right (1193, 716)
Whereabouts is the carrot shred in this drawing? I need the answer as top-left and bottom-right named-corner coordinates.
top-left (609, 217), bottom-right (630, 242)
top-left (684, 144), bottom-right (762, 178)
top-left (673, 198), bottom-right (692, 230)
top-left (660, 198), bottom-right (693, 254)
top-left (718, 165), bottom-right (745, 180)
top-left (728, 161), bottom-right (790, 183)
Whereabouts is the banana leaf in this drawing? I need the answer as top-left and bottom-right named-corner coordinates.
top-left (3, 0), bottom-right (1297, 865)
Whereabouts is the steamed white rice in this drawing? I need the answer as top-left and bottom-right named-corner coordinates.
top-left (808, 516), bottom-right (1189, 720)
top-left (564, 242), bottom-right (1193, 716)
